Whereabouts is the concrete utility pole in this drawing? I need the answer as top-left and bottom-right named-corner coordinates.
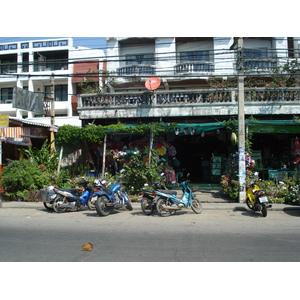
top-left (237, 38), bottom-right (246, 203)
top-left (50, 74), bottom-right (55, 151)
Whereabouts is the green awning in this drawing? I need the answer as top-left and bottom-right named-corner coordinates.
top-left (176, 123), bottom-right (224, 133)
top-left (246, 120), bottom-right (300, 134)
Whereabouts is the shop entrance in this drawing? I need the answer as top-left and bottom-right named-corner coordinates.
top-left (171, 133), bottom-right (228, 183)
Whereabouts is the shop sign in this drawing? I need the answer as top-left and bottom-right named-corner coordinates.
top-left (0, 115), bottom-right (9, 128)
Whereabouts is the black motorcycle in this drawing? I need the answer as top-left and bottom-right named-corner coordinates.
top-left (139, 174), bottom-right (177, 215)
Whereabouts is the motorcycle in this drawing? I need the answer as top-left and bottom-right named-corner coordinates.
top-left (246, 172), bottom-right (272, 217)
top-left (95, 170), bottom-right (133, 216)
top-left (46, 180), bottom-right (100, 213)
top-left (138, 173), bottom-right (177, 215)
top-left (154, 174), bottom-right (203, 216)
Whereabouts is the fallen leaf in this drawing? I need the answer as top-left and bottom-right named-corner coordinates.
top-left (81, 242), bottom-right (93, 251)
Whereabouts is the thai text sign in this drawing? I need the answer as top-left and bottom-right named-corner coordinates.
top-left (0, 115), bottom-right (9, 128)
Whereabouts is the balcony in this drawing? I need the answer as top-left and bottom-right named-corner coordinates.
top-left (78, 87), bottom-right (300, 120)
top-left (117, 64), bottom-right (156, 76)
top-left (243, 59), bottom-right (277, 72)
top-left (80, 92), bottom-right (153, 107)
top-left (174, 62), bottom-right (214, 74)
top-left (79, 88), bottom-right (300, 107)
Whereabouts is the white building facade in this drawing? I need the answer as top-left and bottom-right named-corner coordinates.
top-left (105, 37), bottom-right (294, 90)
top-left (77, 37), bottom-right (300, 182)
top-left (0, 38), bottom-right (105, 127)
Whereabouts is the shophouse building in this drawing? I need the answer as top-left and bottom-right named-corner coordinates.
top-left (77, 37), bottom-right (300, 182)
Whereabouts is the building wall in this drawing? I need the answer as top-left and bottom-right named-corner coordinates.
top-left (0, 38), bottom-right (105, 127)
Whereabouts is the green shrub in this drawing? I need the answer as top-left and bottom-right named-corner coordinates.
top-left (0, 158), bottom-right (52, 200)
top-left (121, 151), bottom-right (164, 194)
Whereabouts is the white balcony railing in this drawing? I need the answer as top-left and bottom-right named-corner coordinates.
top-left (79, 88), bottom-right (300, 108)
top-left (117, 64), bottom-right (155, 76)
top-left (174, 62), bottom-right (214, 74)
top-left (243, 59), bottom-right (277, 71)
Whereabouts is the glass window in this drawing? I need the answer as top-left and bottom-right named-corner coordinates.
top-left (179, 51), bottom-right (210, 63)
top-left (34, 50), bottom-right (68, 71)
top-left (0, 88), bottom-right (13, 104)
top-left (45, 84), bottom-right (68, 101)
top-left (244, 49), bottom-right (268, 58)
top-left (125, 54), bottom-right (154, 65)
top-left (0, 58), bottom-right (17, 73)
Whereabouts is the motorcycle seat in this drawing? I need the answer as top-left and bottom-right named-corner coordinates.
top-left (160, 190), bottom-right (177, 195)
top-left (56, 188), bottom-right (81, 196)
top-left (141, 189), bottom-right (154, 194)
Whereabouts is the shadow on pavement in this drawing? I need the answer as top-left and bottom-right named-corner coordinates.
top-left (282, 207), bottom-right (300, 217)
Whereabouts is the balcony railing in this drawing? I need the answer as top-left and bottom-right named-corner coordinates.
top-left (81, 92), bottom-right (153, 107)
top-left (174, 62), bottom-right (214, 74)
top-left (117, 64), bottom-right (155, 76)
top-left (79, 88), bottom-right (300, 108)
top-left (243, 59), bottom-right (277, 71)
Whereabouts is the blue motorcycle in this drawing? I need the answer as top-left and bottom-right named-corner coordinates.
top-left (47, 180), bottom-right (100, 213)
top-left (155, 174), bottom-right (203, 216)
top-left (95, 171), bottom-right (133, 216)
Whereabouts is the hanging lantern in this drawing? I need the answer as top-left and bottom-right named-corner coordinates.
top-left (231, 132), bottom-right (237, 145)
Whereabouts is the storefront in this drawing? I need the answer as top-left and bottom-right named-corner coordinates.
top-left (248, 120), bottom-right (300, 181)
top-left (86, 120), bottom-right (300, 184)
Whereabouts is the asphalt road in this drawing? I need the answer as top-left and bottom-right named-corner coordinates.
top-left (1, 205), bottom-right (300, 262)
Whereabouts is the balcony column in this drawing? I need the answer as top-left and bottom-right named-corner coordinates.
top-left (27, 78), bottom-right (34, 118)
top-left (67, 77), bottom-right (73, 117)
top-left (17, 53), bottom-right (22, 73)
top-left (15, 78), bottom-right (23, 119)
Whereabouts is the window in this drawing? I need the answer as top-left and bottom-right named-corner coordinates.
top-left (34, 50), bottom-right (68, 71)
top-left (243, 49), bottom-right (276, 70)
top-left (22, 53), bottom-right (29, 72)
top-left (0, 54), bottom-right (17, 73)
top-left (0, 88), bottom-right (13, 104)
top-left (125, 54), bottom-right (154, 65)
top-left (244, 49), bottom-right (268, 58)
top-left (288, 37), bottom-right (295, 58)
top-left (45, 85), bottom-right (68, 101)
top-left (179, 51), bottom-right (210, 63)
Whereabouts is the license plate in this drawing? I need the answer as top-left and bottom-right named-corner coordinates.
top-left (138, 195), bottom-right (143, 201)
top-left (259, 196), bottom-right (268, 203)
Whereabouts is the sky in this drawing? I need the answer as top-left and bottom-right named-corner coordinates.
top-left (0, 37), bottom-right (107, 50)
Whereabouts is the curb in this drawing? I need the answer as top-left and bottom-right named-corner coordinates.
top-left (1, 201), bottom-right (300, 212)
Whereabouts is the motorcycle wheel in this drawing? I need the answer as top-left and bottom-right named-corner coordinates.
top-left (262, 204), bottom-right (267, 217)
top-left (52, 196), bottom-right (67, 213)
top-left (141, 196), bottom-right (155, 215)
top-left (125, 200), bottom-right (133, 211)
top-left (156, 198), bottom-right (172, 217)
top-left (191, 198), bottom-right (203, 214)
top-left (43, 202), bottom-right (53, 211)
top-left (246, 198), bottom-right (255, 211)
top-left (95, 195), bottom-right (111, 216)
top-left (87, 195), bottom-right (97, 210)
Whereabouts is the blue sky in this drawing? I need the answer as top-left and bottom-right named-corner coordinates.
top-left (0, 37), bottom-right (107, 50)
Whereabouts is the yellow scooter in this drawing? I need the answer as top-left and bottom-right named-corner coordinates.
top-left (246, 172), bottom-right (271, 217)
